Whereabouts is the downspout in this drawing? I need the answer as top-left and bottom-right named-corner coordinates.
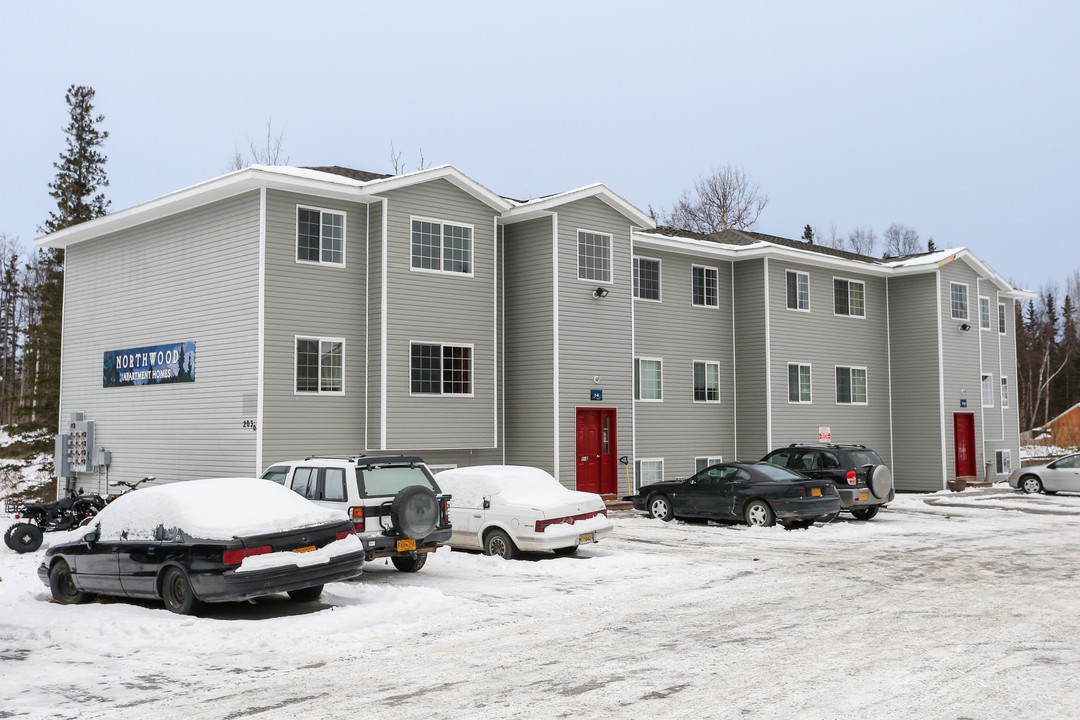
top-left (630, 226), bottom-right (637, 492)
top-left (380, 197), bottom-right (388, 451)
top-left (493, 216), bottom-right (499, 450)
top-left (364, 201), bottom-right (370, 451)
top-left (551, 213), bottom-right (560, 480)
top-left (885, 277), bottom-right (894, 476)
top-left (764, 258), bottom-right (772, 451)
top-left (731, 262), bottom-right (738, 459)
top-left (936, 270), bottom-right (948, 490)
top-left (255, 187), bottom-right (266, 475)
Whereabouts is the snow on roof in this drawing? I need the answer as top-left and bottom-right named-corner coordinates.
top-left (436, 465), bottom-right (590, 508)
top-left (880, 249), bottom-right (965, 268)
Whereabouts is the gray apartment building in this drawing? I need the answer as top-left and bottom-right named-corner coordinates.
top-left (38, 164), bottom-right (1031, 495)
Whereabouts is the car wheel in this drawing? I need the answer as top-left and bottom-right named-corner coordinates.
top-left (6, 523), bottom-right (43, 553)
top-left (391, 553), bottom-right (428, 572)
top-left (390, 485), bottom-right (440, 539)
top-left (866, 464), bottom-right (894, 500)
top-left (552, 545), bottom-right (578, 557)
top-left (821, 512), bottom-right (840, 524)
top-left (851, 506), bottom-right (880, 520)
top-left (287, 584), bottom-right (324, 602)
top-left (743, 500), bottom-right (775, 527)
top-left (781, 520), bottom-right (813, 530)
top-left (483, 529), bottom-right (517, 560)
top-left (49, 560), bottom-right (89, 604)
top-left (161, 566), bottom-right (201, 615)
top-left (647, 494), bottom-right (674, 522)
top-left (1020, 475), bottom-right (1044, 494)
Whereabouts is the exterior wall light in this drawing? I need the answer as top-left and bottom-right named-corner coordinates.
top-left (593, 287), bottom-right (610, 299)
top-left (959, 323), bottom-right (971, 332)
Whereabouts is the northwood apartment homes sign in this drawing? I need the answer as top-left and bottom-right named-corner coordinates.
top-left (103, 341), bottom-right (196, 388)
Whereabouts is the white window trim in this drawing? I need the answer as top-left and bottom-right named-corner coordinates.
top-left (786, 270), bottom-right (811, 312)
top-left (692, 264), bottom-right (721, 308)
top-left (981, 373), bottom-right (994, 408)
top-left (695, 456), bottom-right (724, 473)
top-left (834, 365), bottom-right (868, 406)
top-left (577, 228), bottom-right (614, 285)
top-left (979, 296), bottom-right (992, 330)
top-left (408, 341), bottom-right (476, 398)
top-left (995, 449), bottom-right (1012, 475)
top-left (409, 215), bottom-right (476, 278)
top-left (1001, 375), bottom-right (1010, 409)
top-left (635, 357), bottom-right (663, 402)
top-left (295, 205), bottom-right (347, 267)
top-left (950, 282), bottom-right (969, 320)
top-left (633, 255), bottom-right (662, 302)
top-left (635, 458), bottom-right (664, 490)
top-left (998, 302), bottom-right (1007, 335)
top-left (692, 359), bottom-right (721, 404)
top-left (787, 362), bottom-right (813, 404)
top-left (293, 335), bottom-right (346, 396)
top-left (832, 276), bottom-right (867, 318)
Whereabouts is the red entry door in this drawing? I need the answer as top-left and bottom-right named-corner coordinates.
top-left (953, 413), bottom-right (977, 478)
top-left (576, 409), bottom-right (617, 494)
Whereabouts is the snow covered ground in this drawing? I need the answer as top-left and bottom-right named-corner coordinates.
top-left (2, 484), bottom-right (1079, 720)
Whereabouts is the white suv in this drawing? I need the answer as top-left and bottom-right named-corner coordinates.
top-left (262, 455), bottom-right (452, 572)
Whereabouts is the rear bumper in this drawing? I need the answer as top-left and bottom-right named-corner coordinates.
top-left (361, 526), bottom-right (453, 560)
top-left (770, 496), bottom-right (842, 521)
top-left (192, 549), bottom-right (366, 603)
top-left (835, 487), bottom-right (893, 509)
top-left (513, 520), bottom-right (613, 552)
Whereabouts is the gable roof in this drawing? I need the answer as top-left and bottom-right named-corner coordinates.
top-left (501, 183), bottom-right (656, 229)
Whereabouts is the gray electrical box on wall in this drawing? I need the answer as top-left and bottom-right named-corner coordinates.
top-left (56, 411), bottom-right (105, 476)
top-left (54, 434), bottom-right (74, 479)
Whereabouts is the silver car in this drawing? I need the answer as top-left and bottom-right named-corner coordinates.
top-left (1009, 453), bottom-right (1080, 494)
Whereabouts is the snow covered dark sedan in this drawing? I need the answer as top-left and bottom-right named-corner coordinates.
top-left (629, 462), bottom-right (841, 528)
top-left (38, 477), bottom-right (366, 614)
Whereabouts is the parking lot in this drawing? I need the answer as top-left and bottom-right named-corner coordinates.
top-left (2, 486), bottom-right (1079, 719)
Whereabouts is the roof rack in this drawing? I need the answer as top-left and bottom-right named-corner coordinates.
top-left (303, 454), bottom-right (366, 462)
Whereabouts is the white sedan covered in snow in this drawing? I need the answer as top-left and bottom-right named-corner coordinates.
top-left (434, 466), bottom-right (613, 559)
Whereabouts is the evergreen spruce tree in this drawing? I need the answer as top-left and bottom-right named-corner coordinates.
top-left (927, 237), bottom-right (937, 253)
top-left (25, 85), bottom-right (110, 429)
top-left (801, 224), bottom-right (814, 244)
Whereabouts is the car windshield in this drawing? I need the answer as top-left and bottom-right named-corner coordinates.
top-left (848, 450), bottom-right (882, 467)
top-left (360, 465), bottom-right (437, 496)
top-left (261, 466), bottom-right (289, 485)
top-left (752, 464), bottom-right (804, 481)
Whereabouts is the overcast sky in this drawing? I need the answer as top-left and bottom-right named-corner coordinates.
top-left (2, 2), bottom-right (1076, 293)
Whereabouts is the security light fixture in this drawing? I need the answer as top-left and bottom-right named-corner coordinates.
top-left (959, 323), bottom-right (971, 332)
top-left (593, 287), bottom-right (610, 299)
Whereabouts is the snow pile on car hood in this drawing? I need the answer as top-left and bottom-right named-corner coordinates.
top-left (437, 466), bottom-right (602, 508)
top-left (81, 477), bottom-right (346, 541)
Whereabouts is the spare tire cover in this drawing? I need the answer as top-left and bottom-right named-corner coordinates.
top-left (867, 464), bottom-right (893, 500)
top-left (390, 485), bottom-right (439, 539)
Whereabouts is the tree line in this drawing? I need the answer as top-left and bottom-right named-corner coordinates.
top-left (1017, 272), bottom-right (1080, 436)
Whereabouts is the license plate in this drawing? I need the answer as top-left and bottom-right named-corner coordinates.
top-left (859, 492), bottom-right (869, 501)
top-left (578, 533), bottom-right (594, 544)
top-left (397, 539), bottom-right (416, 552)
top-left (811, 487), bottom-right (822, 497)
top-left (293, 545), bottom-right (316, 554)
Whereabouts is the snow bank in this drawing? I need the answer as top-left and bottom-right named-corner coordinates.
top-left (437, 465), bottom-right (599, 508)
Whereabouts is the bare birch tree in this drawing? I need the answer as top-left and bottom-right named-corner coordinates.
top-left (846, 226), bottom-right (878, 256)
top-left (883, 223), bottom-right (922, 256)
top-left (663, 165), bottom-right (769, 233)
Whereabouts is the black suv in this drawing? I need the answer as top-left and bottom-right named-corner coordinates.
top-left (262, 455), bottom-right (452, 572)
top-left (760, 444), bottom-right (894, 519)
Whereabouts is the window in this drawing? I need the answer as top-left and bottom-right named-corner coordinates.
top-left (979, 296), bottom-right (991, 330)
top-left (693, 361), bottom-right (720, 403)
top-left (995, 450), bottom-right (1012, 475)
top-left (788, 363), bottom-right (812, 403)
top-left (636, 458), bottom-right (664, 488)
top-left (692, 265), bottom-right (719, 307)
top-left (297, 207), bottom-right (345, 265)
top-left (951, 282), bottom-right (968, 320)
top-left (295, 337), bottom-right (344, 394)
top-left (998, 303), bottom-right (1007, 334)
top-left (411, 218), bottom-right (473, 275)
top-left (633, 257), bottom-right (661, 301)
top-left (981, 373), bottom-right (994, 408)
top-left (635, 358), bottom-right (663, 401)
top-left (787, 271), bottom-right (809, 310)
top-left (834, 278), bottom-right (866, 317)
top-left (835, 366), bottom-right (867, 404)
top-left (578, 231), bottom-right (611, 283)
top-left (1001, 376), bottom-right (1009, 408)
top-left (323, 467), bottom-right (346, 502)
top-left (410, 343), bottom-right (473, 395)
top-left (695, 456), bottom-right (723, 473)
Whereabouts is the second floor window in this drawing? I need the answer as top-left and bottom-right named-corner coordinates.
top-left (788, 363), bottom-right (812, 403)
top-left (951, 283), bottom-right (968, 320)
top-left (693, 265), bottom-right (719, 307)
top-left (981, 373), bottom-right (994, 407)
top-left (635, 358), bottom-right (663, 400)
top-left (578, 231), bottom-right (612, 283)
top-left (980, 297), bottom-right (991, 330)
top-left (998, 303), bottom-right (1007, 334)
top-left (787, 271), bottom-right (809, 310)
top-left (633, 257), bottom-right (661, 300)
top-left (693, 361), bottom-right (720, 402)
top-left (836, 366), bottom-right (867, 404)
top-left (297, 207), bottom-right (345, 265)
top-left (412, 219), bottom-right (473, 275)
top-left (295, 337), bottom-right (344, 394)
top-left (834, 279), bottom-right (866, 317)
top-left (410, 343), bottom-right (473, 395)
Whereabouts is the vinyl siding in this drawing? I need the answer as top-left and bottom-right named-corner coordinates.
top-left (379, 179), bottom-right (498, 450)
top-left (992, 297), bottom-right (1021, 478)
top-left (632, 248), bottom-right (735, 482)
top-left (261, 190), bottom-right (368, 464)
top-left (733, 259), bottom-right (768, 459)
top-left (767, 261), bottom-right (892, 465)
top-left (888, 274), bottom-right (944, 491)
top-left (503, 216), bottom-right (555, 471)
top-left (61, 192), bottom-right (261, 486)
top-left (555, 198), bottom-right (634, 488)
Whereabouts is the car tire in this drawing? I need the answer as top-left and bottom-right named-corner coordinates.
top-left (391, 553), bottom-right (428, 572)
top-left (6, 523), bottom-right (43, 553)
top-left (781, 520), bottom-right (813, 530)
top-left (49, 560), bottom-right (89, 605)
top-left (161, 566), bottom-right (201, 615)
top-left (552, 545), bottom-right (578, 556)
top-left (1020, 475), bottom-right (1044, 494)
top-left (647, 494), bottom-right (674, 522)
top-left (866, 464), bottom-right (894, 500)
top-left (851, 506), bottom-right (880, 520)
top-left (390, 485), bottom-right (440, 539)
top-left (287, 585), bottom-right (324, 602)
top-left (821, 512), bottom-right (840, 524)
top-left (483, 529), bottom-right (517, 560)
top-left (743, 500), bottom-right (775, 527)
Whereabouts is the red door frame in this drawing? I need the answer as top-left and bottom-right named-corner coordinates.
top-left (575, 408), bottom-right (618, 494)
top-left (953, 412), bottom-right (977, 479)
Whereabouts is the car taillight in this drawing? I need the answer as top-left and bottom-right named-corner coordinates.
top-left (223, 545), bottom-right (272, 566)
top-left (442, 500), bottom-right (451, 527)
top-left (349, 506), bottom-right (365, 532)
top-left (535, 510), bottom-right (605, 532)
top-left (788, 485), bottom-right (807, 497)
top-left (846, 470), bottom-right (857, 485)
top-left (335, 530), bottom-right (353, 541)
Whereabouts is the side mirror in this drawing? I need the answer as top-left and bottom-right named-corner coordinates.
top-left (482, 497), bottom-right (491, 510)
top-left (82, 527), bottom-right (100, 544)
